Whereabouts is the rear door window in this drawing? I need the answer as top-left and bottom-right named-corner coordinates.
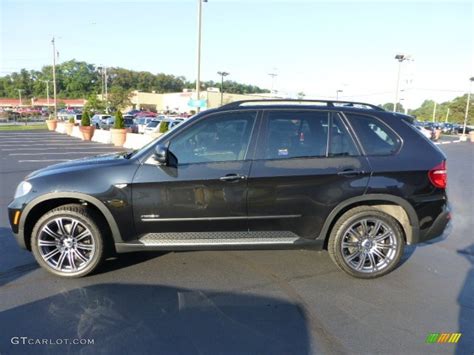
top-left (345, 113), bottom-right (401, 155)
top-left (263, 111), bottom-right (329, 159)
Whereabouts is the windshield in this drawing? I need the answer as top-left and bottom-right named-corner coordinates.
top-left (147, 120), bottom-right (160, 128)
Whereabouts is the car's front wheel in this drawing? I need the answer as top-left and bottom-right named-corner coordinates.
top-left (31, 204), bottom-right (104, 278)
top-left (328, 206), bottom-right (405, 278)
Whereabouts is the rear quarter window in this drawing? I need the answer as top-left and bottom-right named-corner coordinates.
top-left (345, 113), bottom-right (401, 155)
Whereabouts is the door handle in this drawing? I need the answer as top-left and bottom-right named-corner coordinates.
top-left (337, 169), bottom-right (365, 177)
top-left (219, 174), bottom-right (247, 182)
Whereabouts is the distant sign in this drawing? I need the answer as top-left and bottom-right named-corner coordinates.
top-left (187, 99), bottom-right (207, 108)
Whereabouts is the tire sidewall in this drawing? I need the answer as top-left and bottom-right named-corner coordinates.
top-left (330, 209), bottom-right (405, 279)
top-left (31, 209), bottom-right (103, 278)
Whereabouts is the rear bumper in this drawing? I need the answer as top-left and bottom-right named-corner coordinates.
top-left (417, 205), bottom-right (451, 243)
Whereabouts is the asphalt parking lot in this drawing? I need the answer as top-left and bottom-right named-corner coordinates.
top-left (0, 130), bottom-right (473, 354)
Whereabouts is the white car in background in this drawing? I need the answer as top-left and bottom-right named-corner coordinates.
top-left (414, 125), bottom-right (433, 140)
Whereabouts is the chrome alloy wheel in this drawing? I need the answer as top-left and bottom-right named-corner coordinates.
top-left (38, 217), bottom-right (95, 273)
top-left (340, 218), bottom-right (398, 273)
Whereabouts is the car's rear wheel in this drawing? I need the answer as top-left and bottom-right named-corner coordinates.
top-left (31, 204), bottom-right (104, 278)
top-left (328, 206), bottom-right (405, 278)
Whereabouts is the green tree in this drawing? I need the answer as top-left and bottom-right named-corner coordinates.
top-left (108, 86), bottom-right (131, 111)
top-left (84, 94), bottom-right (105, 114)
top-left (81, 110), bottom-right (91, 126)
top-left (114, 110), bottom-right (124, 129)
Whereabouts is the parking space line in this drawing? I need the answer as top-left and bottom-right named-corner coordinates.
top-left (1, 147), bottom-right (120, 151)
top-left (18, 159), bottom-right (72, 163)
top-left (10, 152), bottom-right (117, 156)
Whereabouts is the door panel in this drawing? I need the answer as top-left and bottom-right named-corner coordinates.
top-left (247, 110), bottom-right (371, 239)
top-left (132, 161), bottom-right (251, 234)
top-left (132, 110), bottom-right (258, 236)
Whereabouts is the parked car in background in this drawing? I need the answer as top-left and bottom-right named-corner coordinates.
top-left (91, 114), bottom-right (112, 129)
top-left (124, 116), bottom-right (138, 133)
top-left (169, 118), bottom-right (185, 130)
top-left (136, 116), bottom-right (158, 134)
top-left (414, 124), bottom-right (433, 139)
top-left (144, 118), bottom-right (164, 134)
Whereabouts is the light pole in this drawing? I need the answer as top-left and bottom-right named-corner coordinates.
top-left (268, 72), bottom-right (278, 96)
top-left (195, 0), bottom-right (207, 112)
top-left (51, 37), bottom-right (58, 119)
top-left (461, 77), bottom-right (474, 138)
top-left (336, 89), bottom-right (343, 100)
top-left (17, 89), bottom-right (24, 107)
top-left (217, 71), bottom-right (229, 106)
top-left (104, 66), bottom-right (108, 113)
top-left (41, 80), bottom-right (50, 108)
top-left (394, 54), bottom-right (410, 112)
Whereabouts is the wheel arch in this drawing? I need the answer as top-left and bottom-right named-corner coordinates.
top-left (19, 192), bottom-right (122, 250)
top-left (320, 194), bottom-right (419, 247)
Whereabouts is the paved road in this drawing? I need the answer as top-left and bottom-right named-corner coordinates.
top-left (0, 130), bottom-right (472, 354)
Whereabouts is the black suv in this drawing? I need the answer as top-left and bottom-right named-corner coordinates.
top-left (8, 100), bottom-right (450, 278)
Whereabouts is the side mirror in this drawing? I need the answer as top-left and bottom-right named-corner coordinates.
top-left (153, 144), bottom-right (168, 165)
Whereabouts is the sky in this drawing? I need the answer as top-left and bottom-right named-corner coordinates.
top-left (0, 0), bottom-right (473, 108)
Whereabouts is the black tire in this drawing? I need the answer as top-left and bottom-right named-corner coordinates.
top-left (328, 206), bottom-right (405, 279)
top-left (31, 204), bottom-right (104, 278)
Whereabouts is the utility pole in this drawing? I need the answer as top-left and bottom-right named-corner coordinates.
top-left (51, 37), bottom-right (58, 119)
top-left (41, 80), bottom-right (50, 108)
top-left (268, 72), bottom-right (278, 96)
top-left (195, 0), bottom-right (207, 112)
top-left (217, 71), bottom-right (229, 106)
top-left (445, 108), bottom-right (450, 123)
top-left (432, 102), bottom-right (437, 122)
top-left (336, 89), bottom-right (343, 100)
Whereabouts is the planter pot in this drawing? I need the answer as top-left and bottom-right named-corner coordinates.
top-left (469, 131), bottom-right (474, 143)
top-left (65, 122), bottom-right (75, 136)
top-left (80, 126), bottom-right (95, 141)
top-left (110, 128), bottom-right (127, 147)
top-left (46, 119), bottom-right (57, 131)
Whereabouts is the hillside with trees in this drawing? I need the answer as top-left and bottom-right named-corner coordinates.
top-left (0, 59), bottom-right (270, 101)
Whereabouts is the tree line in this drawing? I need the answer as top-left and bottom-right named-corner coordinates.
top-left (380, 94), bottom-right (472, 125)
top-left (0, 59), bottom-right (269, 102)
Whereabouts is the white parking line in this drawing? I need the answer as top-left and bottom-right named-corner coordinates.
top-left (10, 152), bottom-right (113, 156)
top-left (0, 143), bottom-right (108, 147)
top-left (18, 159), bottom-right (72, 163)
top-left (2, 146), bottom-right (119, 151)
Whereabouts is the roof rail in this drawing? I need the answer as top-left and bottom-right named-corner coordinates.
top-left (218, 99), bottom-right (385, 111)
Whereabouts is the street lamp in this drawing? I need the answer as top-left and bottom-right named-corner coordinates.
top-left (41, 80), bottom-right (50, 108)
top-left (336, 89), bottom-right (343, 100)
top-left (268, 72), bottom-right (278, 96)
top-left (461, 76), bottom-right (474, 139)
top-left (195, 0), bottom-right (207, 112)
top-left (217, 71), bottom-right (229, 106)
top-left (17, 89), bottom-right (24, 107)
top-left (51, 37), bottom-right (58, 119)
top-left (393, 54), bottom-right (411, 112)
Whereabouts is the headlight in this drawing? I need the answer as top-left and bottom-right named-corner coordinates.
top-left (14, 181), bottom-right (32, 198)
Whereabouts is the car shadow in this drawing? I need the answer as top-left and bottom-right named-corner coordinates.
top-left (98, 252), bottom-right (168, 275)
top-left (0, 283), bottom-right (311, 355)
top-left (455, 243), bottom-right (474, 354)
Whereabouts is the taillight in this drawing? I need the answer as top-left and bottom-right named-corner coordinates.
top-left (428, 161), bottom-right (447, 189)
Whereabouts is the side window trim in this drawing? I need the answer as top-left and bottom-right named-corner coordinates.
top-left (341, 112), bottom-right (403, 156)
top-left (328, 112), bottom-right (362, 157)
top-left (334, 112), bottom-right (364, 156)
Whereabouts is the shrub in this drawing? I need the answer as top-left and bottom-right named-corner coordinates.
top-left (69, 117), bottom-right (75, 124)
top-left (114, 110), bottom-right (124, 129)
top-left (81, 111), bottom-right (91, 126)
top-left (159, 121), bottom-right (170, 133)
